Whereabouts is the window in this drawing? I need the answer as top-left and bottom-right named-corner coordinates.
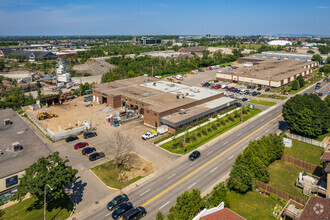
top-left (154, 113), bottom-right (156, 117)
top-left (142, 103), bottom-right (144, 106)
top-left (147, 111), bottom-right (149, 114)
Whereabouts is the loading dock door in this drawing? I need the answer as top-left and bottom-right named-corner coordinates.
top-left (102, 96), bottom-right (107, 104)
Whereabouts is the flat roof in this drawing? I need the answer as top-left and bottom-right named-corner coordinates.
top-left (161, 97), bottom-right (236, 127)
top-left (220, 57), bottom-right (316, 81)
top-left (0, 109), bottom-right (51, 178)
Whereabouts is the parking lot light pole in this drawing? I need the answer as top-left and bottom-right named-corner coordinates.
top-left (44, 184), bottom-right (53, 220)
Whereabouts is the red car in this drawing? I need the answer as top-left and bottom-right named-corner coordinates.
top-left (74, 142), bottom-right (89, 149)
top-left (229, 89), bottom-right (234, 92)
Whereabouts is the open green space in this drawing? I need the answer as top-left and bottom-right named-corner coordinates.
top-left (249, 99), bottom-right (276, 106)
top-left (284, 140), bottom-right (324, 165)
top-left (226, 190), bottom-right (277, 220)
top-left (0, 196), bottom-right (73, 220)
top-left (160, 108), bottom-right (262, 154)
top-left (315, 129), bottom-right (330, 142)
top-left (268, 160), bottom-right (309, 201)
top-left (259, 94), bottom-right (288, 100)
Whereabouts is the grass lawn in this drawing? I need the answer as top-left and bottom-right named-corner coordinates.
top-left (226, 190), bottom-right (277, 220)
top-left (284, 139), bottom-right (324, 165)
top-left (1, 196), bottom-right (73, 220)
top-left (315, 129), bottom-right (330, 142)
top-left (268, 160), bottom-right (309, 201)
top-left (259, 94), bottom-right (288, 100)
top-left (160, 108), bottom-right (262, 154)
top-left (249, 99), bottom-right (277, 106)
top-left (91, 154), bottom-right (154, 189)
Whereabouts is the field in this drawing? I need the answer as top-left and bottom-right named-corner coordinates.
top-left (284, 140), bottom-right (324, 165)
top-left (91, 154), bottom-right (154, 189)
top-left (267, 161), bottom-right (309, 201)
top-left (226, 190), bottom-right (277, 220)
top-left (249, 99), bottom-right (276, 106)
top-left (0, 196), bottom-right (73, 220)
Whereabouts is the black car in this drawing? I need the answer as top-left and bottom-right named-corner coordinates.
top-left (235, 103), bottom-right (242, 107)
top-left (107, 194), bottom-right (129, 211)
top-left (65, 136), bottom-right (78, 142)
top-left (242, 98), bottom-right (248, 102)
top-left (189, 151), bottom-right (201, 161)
top-left (112, 202), bottom-right (133, 219)
top-left (82, 147), bottom-right (96, 155)
top-left (88, 152), bottom-right (105, 161)
top-left (84, 132), bottom-right (97, 139)
top-left (318, 92), bottom-right (323, 97)
top-left (123, 206), bottom-right (147, 220)
top-left (265, 88), bottom-right (270, 92)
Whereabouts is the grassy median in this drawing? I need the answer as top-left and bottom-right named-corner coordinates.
top-left (249, 99), bottom-right (277, 106)
top-left (160, 108), bottom-right (262, 154)
top-left (259, 94), bottom-right (288, 100)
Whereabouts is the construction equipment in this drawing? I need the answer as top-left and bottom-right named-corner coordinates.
top-left (37, 111), bottom-right (58, 120)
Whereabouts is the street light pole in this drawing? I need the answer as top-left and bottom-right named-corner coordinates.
top-left (183, 125), bottom-right (194, 154)
top-left (44, 184), bottom-right (53, 220)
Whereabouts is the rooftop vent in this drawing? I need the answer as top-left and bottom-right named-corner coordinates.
top-left (153, 82), bottom-right (156, 86)
top-left (4, 119), bottom-right (12, 126)
top-left (179, 109), bottom-right (186, 115)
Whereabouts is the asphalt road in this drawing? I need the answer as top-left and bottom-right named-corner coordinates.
top-left (81, 80), bottom-right (329, 220)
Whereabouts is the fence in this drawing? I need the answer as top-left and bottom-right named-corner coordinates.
top-left (253, 180), bottom-right (307, 205)
top-left (286, 133), bottom-right (328, 148)
top-left (281, 155), bottom-right (323, 176)
top-left (23, 107), bottom-right (87, 141)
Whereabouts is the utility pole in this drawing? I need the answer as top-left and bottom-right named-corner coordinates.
top-left (44, 184), bottom-right (53, 220)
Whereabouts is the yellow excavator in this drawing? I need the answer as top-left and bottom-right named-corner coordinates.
top-left (37, 111), bottom-right (58, 120)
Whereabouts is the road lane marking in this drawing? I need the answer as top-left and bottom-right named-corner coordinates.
top-left (159, 201), bottom-right (169, 210)
top-left (105, 212), bottom-right (111, 217)
top-left (237, 132), bottom-right (242, 136)
top-left (188, 182), bottom-right (196, 189)
top-left (210, 167), bottom-right (217, 173)
top-left (223, 141), bottom-right (229, 145)
top-left (266, 129), bottom-right (270, 133)
top-left (207, 151), bottom-right (214, 155)
top-left (141, 113), bottom-right (283, 207)
top-left (273, 124), bottom-right (277, 127)
top-left (256, 136), bottom-right (261, 139)
top-left (228, 155), bottom-right (234, 160)
top-left (140, 189), bottom-right (151, 196)
top-left (190, 161), bottom-right (197, 165)
top-left (167, 173), bottom-right (176, 180)
top-left (251, 124), bottom-right (256, 128)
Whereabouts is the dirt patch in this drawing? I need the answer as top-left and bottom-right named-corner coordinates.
top-left (72, 57), bottom-right (116, 76)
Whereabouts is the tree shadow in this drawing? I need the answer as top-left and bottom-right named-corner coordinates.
top-left (278, 120), bottom-right (288, 131)
top-left (66, 176), bottom-right (87, 206)
top-left (26, 199), bottom-right (43, 211)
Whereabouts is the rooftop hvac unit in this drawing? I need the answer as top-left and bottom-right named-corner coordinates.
top-left (153, 82), bottom-right (157, 86)
top-left (4, 119), bottom-right (13, 126)
top-left (179, 109), bottom-right (186, 115)
top-left (12, 142), bottom-right (23, 152)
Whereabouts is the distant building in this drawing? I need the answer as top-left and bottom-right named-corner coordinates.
top-left (139, 37), bottom-right (162, 45)
top-left (268, 40), bottom-right (292, 46)
top-left (0, 49), bottom-right (57, 61)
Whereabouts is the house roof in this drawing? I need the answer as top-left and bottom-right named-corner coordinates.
top-left (200, 208), bottom-right (246, 220)
top-left (299, 197), bottom-right (330, 220)
top-left (325, 163), bottom-right (330, 173)
top-left (320, 152), bottom-right (330, 162)
top-left (0, 49), bottom-right (57, 59)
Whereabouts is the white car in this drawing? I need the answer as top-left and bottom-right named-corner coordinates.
top-left (155, 75), bottom-right (161, 79)
top-left (157, 125), bottom-right (168, 135)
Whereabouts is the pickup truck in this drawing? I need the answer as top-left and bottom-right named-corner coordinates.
top-left (157, 125), bottom-right (168, 135)
top-left (142, 130), bottom-right (158, 140)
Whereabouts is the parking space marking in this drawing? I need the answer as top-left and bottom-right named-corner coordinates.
top-left (140, 189), bottom-right (151, 196)
top-left (210, 167), bottom-right (217, 173)
top-left (228, 155), bottom-right (234, 160)
top-left (159, 201), bottom-right (169, 210)
top-left (105, 212), bottom-right (111, 217)
top-left (207, 151), bottom-right (214, 155)
top-left (188, 182), bottom-right (196, 189)
top-left (167, 173), bottom-right (176, 180)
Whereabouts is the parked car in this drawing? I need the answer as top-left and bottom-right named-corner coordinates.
top-left (65, 136), bottom-right (78, 142)
top-left (154, 75), bottom-right (161, 79)
top-left (74, 142), bottom-right (88, 149)
top-left (189, 151), bottom-right (201, 161)
top-left (82, 147), bottom-right (96, 155)
top-left (84, 96), bottom-right (93, 102)
top-left (235, 103), bottom-right (242, 107)
top-left (265, 88), bottom-right (270, 92)
top-left (257, 87), bottom-right (261, 91)
top-left (157, 125), bottom-right (168, 135)
top-left (318, 92), bottom-right (323, 97)
top-left (107, 194), bottom-right (129, 211)
top-left (142, 130), bottom-right (158, 140)
top-left (242, 98), bottom-right (248, 102)
top-left (88, 152), bottom-right (105, 161)
top-left (112, 202), bottom-right (133, 219)
top-left (123, 206), bottom-right (147, 220)
top-left (228, 94), bottom-right (234, 98)
top-left (84, 132), bottom-right (97, 139)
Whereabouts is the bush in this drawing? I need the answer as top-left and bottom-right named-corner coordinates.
top-left (205, 182), bottom-right (230, 209)
top-left (221, 119), bottom-right (226, 125)
top-left (228, 164), bottom-right (253, 194)
top-left (228, 115), bottom-right (235, 121)
top-left (202, 128), bottom-right (207, 136)
top-left (269, 193), bottom-right (278, 201)
top-left (211, 123), bottom-right (217, 130)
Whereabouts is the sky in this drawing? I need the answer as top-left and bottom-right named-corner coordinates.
top-left (0, 0), bottom-right (329, 36)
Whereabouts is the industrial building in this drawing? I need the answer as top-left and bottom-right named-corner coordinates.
top-left (268, 40), bottom-right (292, 46)
top-left (138, 37), bottom-right (162, 45)
top-left (216, 57), bottom-right (318, 88)
top-left (0, 109), bottom-right (51, 203)
top-left (0, 49), bottom-right (57, 61)
top-left (92, 77), bottom-right (236, 132)
top-left (251, 51), bottom-right (328, 62)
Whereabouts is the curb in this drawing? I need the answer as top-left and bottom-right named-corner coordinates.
top-left (201, 172), bottom-right (230, 197)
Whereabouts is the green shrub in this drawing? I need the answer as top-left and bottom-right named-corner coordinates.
top-left (269, 193), bottom-right (278, 201)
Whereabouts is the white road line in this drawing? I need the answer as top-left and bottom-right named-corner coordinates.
top-left (140, 189), bottom-right (151, 196)
top-left (260, 118), bottom-right (264, 122)
top-left (243, 146), bottom-right (247, 149)
top-left (188, 182), bottom-right (197, 189)
top-left (251, 124), bottom-right (256, 128)
top-left (256, 136), bottom-right (260, 139)
top-left (190, 161), bottom-right (197, 165)
top-left (273, 124), bottom-right (277, 127)
top-left (228, 155), bottom-right (234, 160)
top-left (207, 151), bottom-right (214, 155)
top-left (210, 167), bottom-right (218, 173)
top-left (266, 129), bottom-right (270, 133)
top-left (159, 201), bottom-right (170, 210)
top-left (167, 173), bottom-right (176, 180)
top-left (105, 212), bottom-right (112, 217)
top-left (237, 132), bottom-right (242, 136)
top-left (223, 141), bottom-right (229, 145)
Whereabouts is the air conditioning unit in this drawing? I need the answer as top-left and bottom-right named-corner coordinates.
top-left (179, 109), bottom-right (186, 115)
top-left (4, 119), bottom-right (12, 126)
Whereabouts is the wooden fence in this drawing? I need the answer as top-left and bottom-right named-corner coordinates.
top-left (281, 155), bottom-right (323, 176)
top-left (253, 180), bottom-right (307, 205)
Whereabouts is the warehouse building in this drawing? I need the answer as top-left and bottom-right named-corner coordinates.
top-left (216, 57), bottom-right (318, 88)
top-left (0, 109), bottom-right (51, 203)
top-left (92, 77), bottom-right (236, 132)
